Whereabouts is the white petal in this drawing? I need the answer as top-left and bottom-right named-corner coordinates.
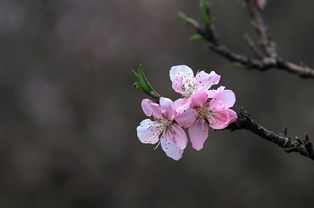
top-left (169, 65), bottom-right (194, 81)
top-left (169, 65), bottom-right (194, 96)
top-left (137, 119), bottom-right (162, 144)
top-left (160, 131), bottom-right (183, 160)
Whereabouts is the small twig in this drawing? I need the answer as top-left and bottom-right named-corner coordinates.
top-left (244, 34), bottom-right (264, 59)
top-left (182, 0), bottom-right (314, 78)
top-left (245, 0), bottom-right (277, 58)
top-left (227, 109), bottom-right (314, 160)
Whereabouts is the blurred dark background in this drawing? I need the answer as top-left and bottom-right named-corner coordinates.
top-left (0, 0), bottom-right (314, 207)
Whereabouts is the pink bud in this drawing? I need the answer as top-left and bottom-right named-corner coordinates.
top-left (256, 0), bottom-right (266, 9)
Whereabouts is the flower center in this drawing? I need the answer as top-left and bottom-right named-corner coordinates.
top-left (196, 105), bottom-right (212, 119)
top-left (156, 118), bottom-right (173, 131)
top-left (182, 81), bottom-right (196, 97)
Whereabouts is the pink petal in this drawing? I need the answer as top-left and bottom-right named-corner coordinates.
top-left (207, 86), bottom-right (225, 98)
top-left (171, 124), bottom-right (188, 150)
top-left (256, 0), bottom-right (266, 9)
top-left (137, 119), bottom-right (162, 144)
top-left (194, 71), bottom-right (220, 90)
top-left (169, 65), bottom-right (194, 95)
top-left (188, 119), bottom-right (209, 151)
top-left (227, 109), bottom-right (238, 123)
top-left (175, 108), bottom-right (197, 127)
top-left (141, 99), bottom-right (162, 119)
top-left (209, 89), bottom-right (236, 109)
top-left (190, 89), bottom-right (208, 107)
top-left (160, 131), bottom-right (183, 160)
top-left (159, 97), bottom-right (175, 120)
top-left (174, 98), bottom-right (191, 113)
top-left (208, 108), bottom-right (231, 129)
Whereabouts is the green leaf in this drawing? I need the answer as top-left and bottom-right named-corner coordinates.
top-left (199, 0), bottom-right (213, 27)
top-left (189, 34), bottom-right (203, 40)
top-left (250, 20), bottom-right (258, 28)
top-left (237, 0), bottom-right (246, 6)
top-left (132, 64), bottom-right (161, 101)
top-left (178, 12), bottom-right (197, 25)
top-left (225, 62), bottom-right (245, 69)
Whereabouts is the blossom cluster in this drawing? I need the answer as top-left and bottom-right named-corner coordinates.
top-left (136, 65), bottom-right (237, 160)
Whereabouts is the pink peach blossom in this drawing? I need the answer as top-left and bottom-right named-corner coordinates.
top-left (169, 65), bottom-right (220, 98)
top-left (137, 97), bottom-right (188, 160)
top-left (175, 89), bottom-right (237, 151)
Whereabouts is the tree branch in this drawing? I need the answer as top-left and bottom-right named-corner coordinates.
top-left (227, 109), bottom-right (314, 160)
top-left (183, 0), bottom-right (314, 78)
top-left (246, 0), bottom-right (276, 58)
top-left (244, 34), bottom-right (264, 59)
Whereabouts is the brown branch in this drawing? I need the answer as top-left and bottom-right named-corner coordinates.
top-left (184, 0), bottom-right (314, 78)
top-left (246, 0), bottom-right (276, 58)
top-left (227, 109), bottom-right (314, 160)
top-left (244, 34), bottom-right (264, 59)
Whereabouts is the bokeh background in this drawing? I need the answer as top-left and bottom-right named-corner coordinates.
top-left (1, 0), bottom-right (314, 207)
